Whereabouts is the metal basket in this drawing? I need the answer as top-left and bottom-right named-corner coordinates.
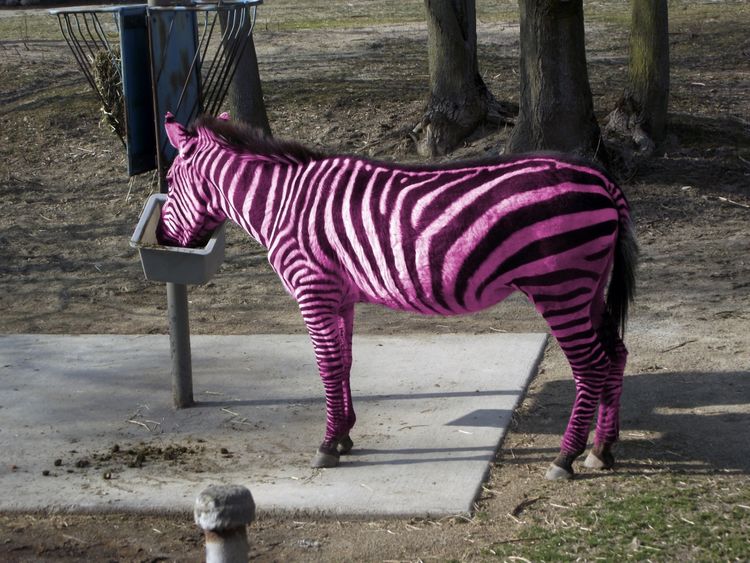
top-left (50, 1), bottom-right (262, 176)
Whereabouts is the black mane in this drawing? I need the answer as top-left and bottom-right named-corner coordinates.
top-left (191, 115), bottom-right (324, 164)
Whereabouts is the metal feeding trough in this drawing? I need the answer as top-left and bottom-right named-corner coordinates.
top-left (130, 194), bottom-right (226, 285)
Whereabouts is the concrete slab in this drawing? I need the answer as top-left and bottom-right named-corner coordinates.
top-left (0, 333), bottom-right (546, 518)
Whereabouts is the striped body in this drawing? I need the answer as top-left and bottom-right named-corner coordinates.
top-left (158, 115), bottom-right (636, 474)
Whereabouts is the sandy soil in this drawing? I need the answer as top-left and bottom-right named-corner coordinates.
top-left (1, 2), bottom-right (749, 560)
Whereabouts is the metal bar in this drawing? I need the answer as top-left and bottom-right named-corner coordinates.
top-left (204, 6), bottom-right (238, 114)
top-left (148, 0), bottom-right (194, 415)
top-left (205, 5), bottom-right (241, 115)
top-left (188, 10), bottom-right (213, 113)
top-left (152, 11), bottom-right (178, 88)
top-left (60, 14), bottom-right (98, 94)
top-left (166, 282), bottom-right (193, 408)
top-left (195, 9), bottom-right (219, 112)
top-left (198, 9), bottom-right (217, 72)
top-left (198, 11), bottom-right (228, 112)
top-left (56, 15), bottom-right (87, 85)
top-left (206, 4), bottom-right (257, 116)
top-left (75, 13), bottom-right (99, 63)
top-left (212, 4), bottom-right (258, 114)
top-left (208, 4), bottom-right (251, 115)
top-left (174, 12), bottom-right (207, 118)
top-left (205, 4), bottom-right (246, 111)
top-left (88, 12), bottom-right (111, 54)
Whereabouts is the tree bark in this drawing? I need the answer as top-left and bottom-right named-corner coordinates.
top-left (413, 0), bottom-right (513, 157)
top-left (507, 0), bottom-right (602, 158)
top-left (605, 0), bottom-right (669, 153)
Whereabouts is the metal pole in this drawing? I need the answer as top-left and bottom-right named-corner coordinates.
top-left (167, 281), bottom-right (194, 408)
top-left (158, 117), bottom-right (189, 409)
top-left (149, 0), bottom-right (195, 409)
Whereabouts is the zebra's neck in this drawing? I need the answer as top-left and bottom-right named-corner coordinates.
top-left (206, 150), bottom-right (308, 248)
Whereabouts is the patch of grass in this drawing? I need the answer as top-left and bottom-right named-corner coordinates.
top-left (254, 0), bottom-right (750, 33)
top-left (0, 12), bottom-right (63, 42)
top-left (668, 0), bottom-right (750, 26)
top-left (487, 476), bottom-right (750, 561)
top-left (255, 0), bottom-right (519, 31)
top-left (2, 0), bottom-right (748, 43)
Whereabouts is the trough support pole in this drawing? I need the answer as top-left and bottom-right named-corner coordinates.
top-left (149, 0), bottom-right (196, 409)
top-left (167, 281), bottom-right (193, 408)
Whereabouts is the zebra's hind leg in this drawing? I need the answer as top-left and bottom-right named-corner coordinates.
top-left (583, 443), bottom-right (614, 470)
top-left (585, 335), bottom-right (628, 470)
top-left (546, 358), bottom-right (610, 480)
top-left (532, 296), bottom-right (611, 481)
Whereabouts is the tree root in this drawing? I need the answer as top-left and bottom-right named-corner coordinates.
top-left (604, 97), bottom-right (657, 156)
top-left (411, 94), bottom-right (516, 158)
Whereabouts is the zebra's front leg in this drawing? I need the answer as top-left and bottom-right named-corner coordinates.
top-left (336, 304), bottom-right (356, 455)
top-left (300, 306), bottom-right (354, 469)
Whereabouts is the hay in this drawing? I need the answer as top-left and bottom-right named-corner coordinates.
top-left (92, 48), bottom-right (125, 139)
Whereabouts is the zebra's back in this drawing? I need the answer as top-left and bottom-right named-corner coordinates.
top-left (273, 154), bottom-right (627, 316)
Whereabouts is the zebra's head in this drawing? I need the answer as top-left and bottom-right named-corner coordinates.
top-left (156, 113), bottom-right (227, 248)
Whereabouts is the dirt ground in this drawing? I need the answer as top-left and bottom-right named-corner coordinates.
top-left (1, 1), bottom-right (749, 561)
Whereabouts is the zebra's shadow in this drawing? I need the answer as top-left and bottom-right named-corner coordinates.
top-left (501, 370), bottom-right (750, 475)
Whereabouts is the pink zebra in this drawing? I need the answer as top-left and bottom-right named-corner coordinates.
top-left (157, 113), bottom-right (637, 480)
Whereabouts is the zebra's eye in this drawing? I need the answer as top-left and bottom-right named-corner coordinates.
top-left (165, 171), bottom-right (177, 193)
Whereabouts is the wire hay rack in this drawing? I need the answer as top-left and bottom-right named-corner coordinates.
top-left (50, 1), bottom-right (262, 177)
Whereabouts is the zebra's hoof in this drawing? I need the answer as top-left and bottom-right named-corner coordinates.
top-left (311, 449), bottom-right (340, 469)
top-left (545, 463), bottom-right (574, 481)
top-left (583, 450), bottom-right (614, 470)
top-left (336, 435), bottom-right (354, 455)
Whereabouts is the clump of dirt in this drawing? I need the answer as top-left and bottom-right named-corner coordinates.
top-left (39, 441), bottom-right (239, 480)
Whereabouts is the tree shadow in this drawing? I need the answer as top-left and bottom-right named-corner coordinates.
top-left (503, 370), bottom-right (750, 475)
top-left (632, 113), bottom-right (750, 194)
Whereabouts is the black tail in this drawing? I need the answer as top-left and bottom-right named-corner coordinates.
top-left (606, 213), bottom-right (638, 338)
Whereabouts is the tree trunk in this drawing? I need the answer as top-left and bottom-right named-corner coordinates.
top-left (413, 0), bottom-right (513, 157)
top-left (605, 0), bottom-right (669, 154)
top-left (507, 0), bottom-right (601, 158)
top-left (219, 14), bottom-right (271, 135)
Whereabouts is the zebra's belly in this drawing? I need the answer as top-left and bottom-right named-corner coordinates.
top-left (355, 275), bottom-right (515, 316)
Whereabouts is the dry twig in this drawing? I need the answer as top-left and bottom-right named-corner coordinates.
top-left (661, 339), bottom-right (698, 353)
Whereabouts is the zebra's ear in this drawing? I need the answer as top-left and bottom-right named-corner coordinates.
top-left (164, 112), bottom-right (192, 151)
top-left (217, 112), bottom-right (231, 121)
